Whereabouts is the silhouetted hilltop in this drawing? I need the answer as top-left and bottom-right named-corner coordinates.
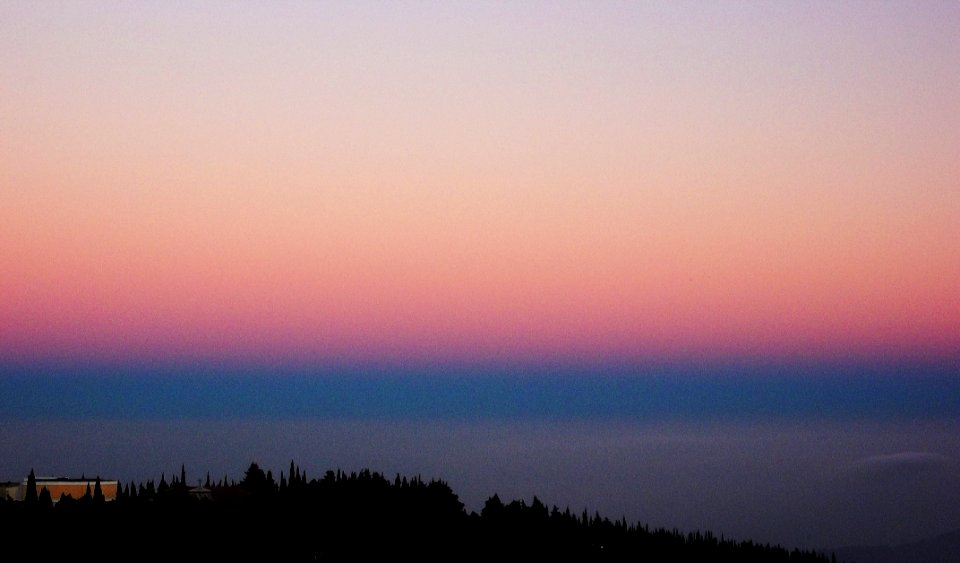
top-left (3, 462), bottom-right (834, 562)
top-left (832, 528), bottom-right (960, 563)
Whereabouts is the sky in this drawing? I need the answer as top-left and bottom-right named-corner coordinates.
top-left (2, 1), bottom-right (958, 367)
top-left (1, 0), bottom-right (959, 551)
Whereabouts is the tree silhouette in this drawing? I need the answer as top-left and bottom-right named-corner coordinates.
top-left (93, 477), bottom-right (104, 503)
top-left (241, 462), bottom-right (270, 495)
top-left (2, 461), bottom-right (835, 563)
top-left (24, 469), bottom-right (37, 505)
top-left (483, 493), bottom-right (503, 516)
top-left (37, 487), bottom-right (53, 510)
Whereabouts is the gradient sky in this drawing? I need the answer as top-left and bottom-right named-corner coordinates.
top-left (3, 1), bottom-right (958, 367)
top-left (4, 3), bottom-right (960, 551)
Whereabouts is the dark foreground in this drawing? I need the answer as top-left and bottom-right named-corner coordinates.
top-left (3, 462), bottom-right (834, 562)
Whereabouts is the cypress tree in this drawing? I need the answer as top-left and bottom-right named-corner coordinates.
top-left (94, 477), bottom-right (104, 503)
top-left (25, 469), bottom-right (38, 505)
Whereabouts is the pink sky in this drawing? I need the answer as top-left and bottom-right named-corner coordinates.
top-left (2, 2), bottom-right (958, 366)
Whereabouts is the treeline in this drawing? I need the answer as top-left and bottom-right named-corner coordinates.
top-left (3, 462), bottom-right (835, 562)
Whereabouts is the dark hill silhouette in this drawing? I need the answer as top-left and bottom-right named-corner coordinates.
top-left (2, 461), bottom-right (834, 562)
top-left (832, 528), bottom-right (960, 563)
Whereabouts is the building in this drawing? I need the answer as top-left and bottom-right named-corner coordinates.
top-left (19, 476), bottom-right (119, 503)
top-left (187, 485), bottom-right (213, 501)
